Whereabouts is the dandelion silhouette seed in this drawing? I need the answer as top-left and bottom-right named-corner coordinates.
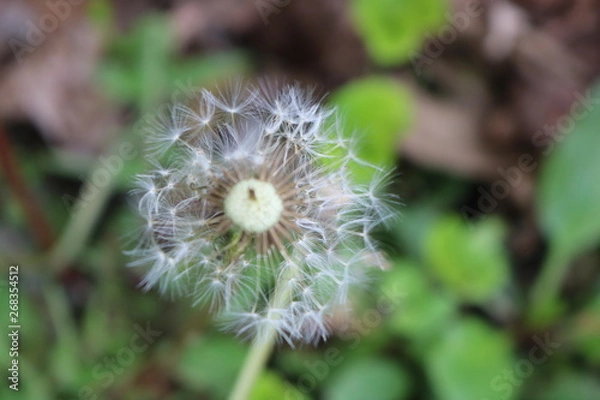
top-left (129, 83), bottom-right (396, 344)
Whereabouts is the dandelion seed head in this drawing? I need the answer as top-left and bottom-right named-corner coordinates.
top-left (128, 82), bottom-right (397, 345)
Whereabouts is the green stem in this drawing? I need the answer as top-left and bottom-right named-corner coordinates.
top-left (228, 329), bottom-right (276, 400)
top-left (228, 265), bottom-right (298, 400)
top-left (528, 249), bottom-right (569, 326)
top-left (48, 156), bottom-right (117, 272)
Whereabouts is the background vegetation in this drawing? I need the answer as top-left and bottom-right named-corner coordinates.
top-left (1, 0), bottom-right (599, 399)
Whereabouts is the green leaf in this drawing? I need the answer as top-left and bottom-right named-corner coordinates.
top-left (425, 215), bottom-right (510, 303)
top-left (104, 14), bottom-right (172, 107)
top-left (98, 13), bottom-right (250, 108)
top-left (176, 335), bottom-right (246, 398)
top-left (537, 82), bottom-right (600, 260)
top-left (324, 356), bottom-right (411, 400)
top-left (393, 204), bottom-right (443, 259)
top-left (385, 260), bottom-right (456, 341)
top-left (426, 318), bottom-right (516, 400)
top-left (328, 76), bottom-right (413, 184)
top-left (351, 0), bottom-right (447, 66)
top-left (250, 372), bottom-right (309, 400)
top-left (530, 82), bottom-right (600, 324)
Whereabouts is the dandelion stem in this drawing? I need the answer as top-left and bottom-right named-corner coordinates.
top-left (229, 263), bottom-right (298, 400)
top-left (228, 328), bottom-right (276, 400)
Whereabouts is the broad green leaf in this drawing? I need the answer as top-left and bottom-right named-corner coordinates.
top-left (425, 215), bottom-right (509, 303)
top-left (385, 260), bottom-right (456, 341)
top-left (537, 82), bottom-right (600, 266)
top-left (530, 82), bottom-right (600, 324)
top-left (176, 335), bottom-right (246, 398)
top-left (250, 372), bottom-right (309, 400)
top-left (351, 0), bottom-right (447, 66)
top-left (393, 204), bottom-right (443, 259)
top-left (328, 76), bottom-right (413, 184)
top-left (324, 356), bottom-right (411, 400)
top-left (426, 318), bottom-right (516, 400)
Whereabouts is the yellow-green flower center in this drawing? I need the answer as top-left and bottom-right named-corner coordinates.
top-left (224, 179), bottom-right (283, 233)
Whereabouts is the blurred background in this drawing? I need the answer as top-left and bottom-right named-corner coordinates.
top-left (1, 0), bottom-right (600, 399)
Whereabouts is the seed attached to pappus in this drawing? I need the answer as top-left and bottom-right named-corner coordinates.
top-left (128, 83), bottom-right (396, 344)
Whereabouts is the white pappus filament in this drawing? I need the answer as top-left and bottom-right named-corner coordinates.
top-left (128, 82), bottom-right (397, 345)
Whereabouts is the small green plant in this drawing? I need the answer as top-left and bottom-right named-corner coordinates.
top-left (351, 0), bottom-right (447, 66)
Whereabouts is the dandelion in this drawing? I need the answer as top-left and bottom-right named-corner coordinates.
top-left (129, 82), bottom-right (396, 345)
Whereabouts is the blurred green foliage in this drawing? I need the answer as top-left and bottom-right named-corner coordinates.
top-left (96, 13), bottom-right (250, 111)
top-left (177, 335), bottom-right (246, 398)
top-left (538, 84), bottom-right (600, 264)
top-left (426, 318), bottom-right (515, 400)
top-left (426, 215), bottom-right (509, 304)
top-left (528, 373), bottom-right (600, 400)
top-left (351, 0), bottom-right (447, 66)
top-left (328, 76), bottom-right (413, 184)
top-left (323, 356), bottom-right (411, 400)
top-left (0, 1), bottom-right (599, 399)
top-left (384, 260), bottom-right (456, 342)
top-left (532, 83), bottom-right (600, 323)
